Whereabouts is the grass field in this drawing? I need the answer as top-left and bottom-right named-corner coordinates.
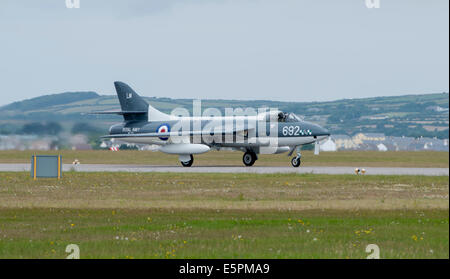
top-left (0, 150), bottom-right (448, 168)
top-left (0, 172), bottom-right (448, 259)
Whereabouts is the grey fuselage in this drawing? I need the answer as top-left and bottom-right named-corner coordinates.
top-left (108, 117), bottom-right (330, 151)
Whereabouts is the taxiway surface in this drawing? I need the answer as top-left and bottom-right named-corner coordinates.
top-left (1, 163), bottom-right (448, 176)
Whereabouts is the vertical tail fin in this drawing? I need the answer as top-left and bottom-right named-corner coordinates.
top-left (114, 81), bottom-right (148, 122)
top-left (114, 81), bottom-right (172, 122)
top-left (114, 81), bottom-right (148, 112)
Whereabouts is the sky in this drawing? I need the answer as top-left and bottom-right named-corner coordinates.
top-left (0, 0), bottom-right (448, 105)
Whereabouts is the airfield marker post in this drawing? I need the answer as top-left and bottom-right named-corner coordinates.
top-left (58, 155), bottom-right (61, 180)
top-left (33, 154), bottom-right (36, 180)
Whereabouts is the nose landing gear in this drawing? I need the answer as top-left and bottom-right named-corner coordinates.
top-left (291, 150), bottom-right (301, 168)
top-left (291, 156), bottom-right (301, 167)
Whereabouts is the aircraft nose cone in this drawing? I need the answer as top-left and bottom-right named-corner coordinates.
top-left (315, 126), bottom-right (330, 136)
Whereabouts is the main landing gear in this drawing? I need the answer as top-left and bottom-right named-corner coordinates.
top-left (291, 151), bottom-right (301, 168)
top-left (243, 151), bottom-right (257, 166)
top-left (180, 154), bottom-right (194, 167)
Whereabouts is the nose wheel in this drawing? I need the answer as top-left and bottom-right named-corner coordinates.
top-left (291, 156), bottom-right (301, 167)
top-left (291, 148), bottom-right (302, 167)
top-left (243, 151), bottom-right (257, 166)
top-left (288, 146), bottom-right (302, 167)
top-left (180, 155), bottom-right (194, 167)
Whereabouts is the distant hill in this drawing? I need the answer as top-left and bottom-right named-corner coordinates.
top-left (1, 92), bottom-right (99, 112)
top-left (0, 91), bottom-right (448, 139)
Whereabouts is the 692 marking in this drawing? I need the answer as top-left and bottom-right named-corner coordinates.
top-left (282, 126), bottom-right (312, 136)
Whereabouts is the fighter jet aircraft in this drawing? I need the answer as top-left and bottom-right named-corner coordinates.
top-left (97, 82), bottom-right (330, 167)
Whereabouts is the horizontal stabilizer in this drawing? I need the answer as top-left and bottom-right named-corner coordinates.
top-left (90, 110), bottom-right (147, 115)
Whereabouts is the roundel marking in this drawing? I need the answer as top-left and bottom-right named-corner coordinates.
top-left (157, 124), bottom-right (170, 141)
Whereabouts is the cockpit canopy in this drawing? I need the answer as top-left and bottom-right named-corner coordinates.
top-left (259, 110), bottom-right (303, 122)
top-left (278, 112), bottom-right (302, 123)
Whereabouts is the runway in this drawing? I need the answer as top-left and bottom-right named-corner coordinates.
top-left (0, 163), bottom-right (448, 176)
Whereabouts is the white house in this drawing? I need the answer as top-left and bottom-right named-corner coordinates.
top-left (376, 143), bottom-right (388, 152)
top-left (320, 138), bottom-right (337, 151)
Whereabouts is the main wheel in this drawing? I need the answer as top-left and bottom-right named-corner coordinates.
top-left (291, 157), bottom-right (301, 167)
top-left (181, 155), bottom-right (194, 167)
top-left (243, 152), bottom-right (256, 166)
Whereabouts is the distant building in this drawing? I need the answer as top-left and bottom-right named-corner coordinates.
top-left (30, 140), bottom-right (51, 150)
top-left (367, 116), bottom-right (389, 120)
top-left (417, 137), bottom-right (449, 152)
top-left (325, 133), bottom-right (448, 152)
top-left (319, 138), bottom-right (337, 152)
top-left (331, 135), bottom-right (358, 150)
top-left (70, 134), bottom-right (89, 146)
top-left (72, 143), bottom-right (92, 150)
top-left (0, 135), bottom-right (57, 150)
top-left (358, 140), bottom-right (379, 151)
top-left (352, 133), bottom-right (386, 145)
top-left (426, 105), bottom-right (449, 113)
top-left (388, 136), bottom-right (414, 151)
top-left (376, 143), bottom-right (388, 152)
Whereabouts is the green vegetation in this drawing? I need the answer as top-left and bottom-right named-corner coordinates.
top-left (1, 92), bottom-right (98, 112)
top-left (0, 150), bottom-right (448, 168)
top-left (0, 172), bottom-right (448, 258)
top-left (71, 122), bottom-right (103, 134)
top-left (0, 91), bottom-right (448, 138)
top-left (0, 208), bottom-right (447, 259)
top-left (21, 122), bottom-right (62, 135)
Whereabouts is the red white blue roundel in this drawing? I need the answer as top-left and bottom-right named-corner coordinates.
top-left (156, 124), bottom-right (170, 141)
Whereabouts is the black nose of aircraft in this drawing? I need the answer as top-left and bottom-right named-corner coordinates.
top-left (320, 127), bottom-right (330, 136)
top-left (314, 125), bottom-right (330, 136)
